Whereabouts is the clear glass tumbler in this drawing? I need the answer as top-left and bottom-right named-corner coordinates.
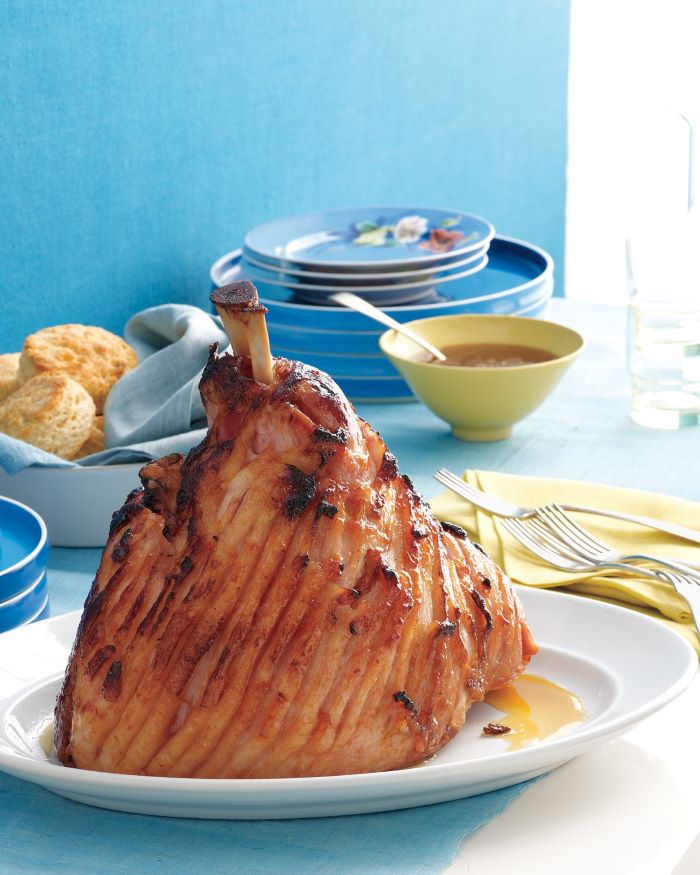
top-left (627, 214), bottom-right (700, 428)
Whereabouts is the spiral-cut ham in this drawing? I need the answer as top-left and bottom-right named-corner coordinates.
top-left (54, 283), bottom-right (536, 778)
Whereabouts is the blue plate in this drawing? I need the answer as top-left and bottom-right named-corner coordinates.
top-left (211, 236), bottom-right (553, 333)
top-left (241, 253), bottom-right (490, 306)
top-left (244, 206), bottom-right (495, 269)
top-left (0, 496), bottom-right (49, 602)
top-left (242, 245), bottom-right (489, 283)
top-left (0, 570), bottom-right (49, 633)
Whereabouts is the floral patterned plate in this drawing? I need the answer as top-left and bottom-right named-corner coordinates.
top-left (244, 206), bottom-right (495, 269)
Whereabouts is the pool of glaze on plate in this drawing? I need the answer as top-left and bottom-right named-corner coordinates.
top-left (482, 673), bottom-right (585, 751)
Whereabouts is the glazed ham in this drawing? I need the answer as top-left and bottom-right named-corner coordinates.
top-left (54, 282), bottom-right (536, 778)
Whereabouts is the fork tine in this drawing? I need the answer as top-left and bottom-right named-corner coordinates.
top-left (434, 469), bottom-right (521, 518)
top-left (519, 517), bottom-right (588, 563)
top-left (434, 470), bottom-right (493, 507)
top-left (435, 469), bottom-right (466, 490)
top-left (546, 504), bottom-right (611, 554)
top-left (500, 518), bottom-right (583, 572)
top-left (535, 505), bottom-right (603, 556)
top-left (434, 469), bottom-right (466, 492)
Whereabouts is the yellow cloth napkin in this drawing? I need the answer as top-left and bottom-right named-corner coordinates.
top-left (430, 469), bottom-right (700, 658)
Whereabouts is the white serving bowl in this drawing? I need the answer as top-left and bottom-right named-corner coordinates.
top-left (0, 464), bottom-right (142, 548)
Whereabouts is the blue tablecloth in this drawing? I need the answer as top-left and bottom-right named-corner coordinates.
top-left (4, 299), bottom-right (699, 874)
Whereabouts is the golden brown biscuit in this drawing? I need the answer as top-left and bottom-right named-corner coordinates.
top-left (0, 353), bottom-right (21, 403)
top-left (19, 325), bottom-right (138, 414)
top-left (0, 373), bottom-right (96, 460)
top-left (75, 414), bottom-right (105, 458)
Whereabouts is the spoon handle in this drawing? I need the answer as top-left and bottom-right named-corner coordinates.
top-left (329, 292), bottom-right (446, 361)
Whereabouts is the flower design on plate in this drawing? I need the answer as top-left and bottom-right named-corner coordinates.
top-left (394, 215), bottom-right (429, 244)
top-left (352, 214), bottom-right (471, 250)
top-left (419, 227), bottom-right (466, 253)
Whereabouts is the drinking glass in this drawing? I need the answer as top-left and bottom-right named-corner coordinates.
top-left (627, 213), bottom-right (700, 428)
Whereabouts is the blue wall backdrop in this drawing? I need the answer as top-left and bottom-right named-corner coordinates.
top-left (1, 0), bottom-right (571, 350)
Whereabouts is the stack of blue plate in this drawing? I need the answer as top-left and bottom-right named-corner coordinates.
top-left (240, 206), bottom-right (495, 307)
top-left (0, 496), bottom-right (49, 632)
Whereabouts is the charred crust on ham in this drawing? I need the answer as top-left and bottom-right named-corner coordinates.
top-left (102, 661), bottom-right (122, 701)
top-left (282, 465), bottom-right (317, 519)
top-left (175, 555), bottom-right (195, 581)
top-left (437, 620), bottom-right (458, 637)
top-left (117, 589), bottom-right (146, 633)
top-left (377, 451), bottom-right (398, 482)
top-left (138, 589), bottom-right (167, 636)
top-left (481, 577), bottom-right (491, 589)
top-left (313, 426), bottom-right (348, 445)
top-left (315, 500), bottom-right (338, 521)
top-left (400, 473), bottom-right (425, 509)
top-left (393, 690), bottom-right (418, 716)
top-left (470, 589), bottom-right (493, 631)
top-left (379, 561), bottom-right (399, 584)
top-left (472, 540), bottom-right (487, 556)
top-left (411, 526), bottom-right (428, 540)
top-left (318, 449), bottom-right (334, 469)
top-left (81, 565), bottom-right (127, 640)
top-left (86, 644), bottom-right (116, 680)
top-left (440, 521), bottom-right (467, 540)
top-left (200, 352), bottom-right (261, 412)
top-left (111, 528), bottom-right (133, 564)
top-left (108, 488), bottom-right (146, 538)
top-left (80, 588), bottom-right (105, 637)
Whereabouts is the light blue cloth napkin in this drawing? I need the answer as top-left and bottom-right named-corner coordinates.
top-left (0, 305), bottom-right (228, 474)
top-left (0, 553), bottom-right (535, 874)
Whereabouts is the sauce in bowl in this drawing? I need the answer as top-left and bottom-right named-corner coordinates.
top-left (429, 343), bottom-right (557, 368)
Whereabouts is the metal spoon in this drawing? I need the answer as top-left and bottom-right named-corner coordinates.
top-left (329, 291), bottom-right (446, 362)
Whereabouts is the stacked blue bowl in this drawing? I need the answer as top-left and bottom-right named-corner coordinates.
top-left (0, 496), bottom-right (49, 632)
top-left (211, 207), bottom-right (554, 402)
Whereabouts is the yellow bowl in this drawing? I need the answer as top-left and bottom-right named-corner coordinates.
top-left (379, 314), bottom-right (584, 441)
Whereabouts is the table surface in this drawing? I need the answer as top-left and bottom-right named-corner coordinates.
top-left (40, 299), bottom-right (700, 873)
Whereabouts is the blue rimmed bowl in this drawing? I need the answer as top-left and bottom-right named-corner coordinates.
top-left (0, 495), bottom-right (49, 602)
top-left (0, 570), bottom-right (49, 633)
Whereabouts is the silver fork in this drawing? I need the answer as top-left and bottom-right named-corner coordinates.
top-left (501, 516), bottom-right (700, 629)
top-left (533, 502), bottom-right (700, 581)
top-left (434, 468), bottom-right (700, 569)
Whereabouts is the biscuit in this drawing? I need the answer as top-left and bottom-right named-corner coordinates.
top-left (76, 414), bottom-right (105, 458)
top-left (0, 373), bottom-right (96, 460)
top-left (19, 324), bottom-right (138, 413)
top-left (0, 353), bottom-right (21, 403)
